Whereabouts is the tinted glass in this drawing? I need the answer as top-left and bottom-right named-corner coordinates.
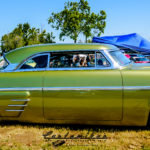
top-left (20, 55), bottom-right (48, 69)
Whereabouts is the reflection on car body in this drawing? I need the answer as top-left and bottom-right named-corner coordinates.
top-left (0, 43), bottom-right (150, 126)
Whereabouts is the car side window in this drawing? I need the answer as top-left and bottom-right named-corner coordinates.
top-left (49, 51), bottom-right (110, 69)
top-left (20, 54), bottom-right (48, 69)
top-left (96, 53), bottom-right (110, 67)
top-left (49, 51), bottom-right (95, 68)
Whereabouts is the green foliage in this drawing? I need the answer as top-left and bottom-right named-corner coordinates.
top-left (48, 0), bottom-right (106, 43)
top-left (1, 23), bottom-right (55, 53)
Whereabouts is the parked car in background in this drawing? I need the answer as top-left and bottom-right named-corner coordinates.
top-left (132, 57), bottom-right (149, 63)
top-left (124, 53), bottom-right (131, 59)
top-left (129, 54), bottom-right (149, 63)
top-left (0, 43), bottom-right (150, 126)
top-left (122, 51), bottom-right (150, 63)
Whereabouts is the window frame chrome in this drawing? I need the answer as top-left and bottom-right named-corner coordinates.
top-left (16, 53), bottom-right (50, 71)
top-left (3, 53), bottom-right (10, 65)
top-left (47, 49), bottom-right (112, 70)
top-left (95, 51), bottom-right (111, 68)
top-left (11, 49), bottom-right (118, 73)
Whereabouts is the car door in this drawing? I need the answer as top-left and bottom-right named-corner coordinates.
top-left (43, 50), bottom-right (123, 121)
top-left (0, 53), bottom-right (48, 122)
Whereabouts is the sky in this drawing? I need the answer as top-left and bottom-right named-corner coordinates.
top-left (0, 0), bottom-right (150, 43)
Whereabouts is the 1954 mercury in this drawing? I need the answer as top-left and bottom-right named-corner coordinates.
top-left (0, 43), bottom-right (150, 126)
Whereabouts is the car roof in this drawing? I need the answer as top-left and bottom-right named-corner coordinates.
top-left (5, 43), bottom-right (119, 64)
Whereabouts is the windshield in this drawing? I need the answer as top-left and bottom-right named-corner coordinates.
top-left (0, 56), bottom-right (9, 70)
top-left (109, 51), bottom-right (131, 66)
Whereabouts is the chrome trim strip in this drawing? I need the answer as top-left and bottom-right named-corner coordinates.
top-left (124, 86), bottom-right (150, 90)
top-left (3, 54), bottom-right (10, 65)
top-left (44, 86), bottom-right (150, 91)
top-left (8, 105), bottom-right (27, 107)
top-left (5, 110), bottom-right (24, 112)
top-left (17, 53), bottom-right (50, 70)
top-left (0, 86), bottom-right (150, 92)
top-left (44, 86), bottom-right (122, 91)
top-left (0, 87), bottom-right (42, 91)
top-left (95, 51), bottom-right (96, 67)
top-left (47, 53), bottom-right (50, 69)
top-left (14, 67), bottom-right (114, 72)
top-left (11, 99), bottom-right (30, 102)
top-left (102, 50), bottom-right (117, 68)
top-left (46, 67), bottom-right (113, 71)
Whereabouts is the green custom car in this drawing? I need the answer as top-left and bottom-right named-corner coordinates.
top-left (0, 43), bottom-right (150, 126)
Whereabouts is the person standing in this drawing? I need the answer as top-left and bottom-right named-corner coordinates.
top-left (86, 54), bottom-right (91, 67)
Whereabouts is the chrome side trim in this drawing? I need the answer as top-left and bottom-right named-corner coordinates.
top-left (44, 86), bottom-right (122, 91)
top-left (8, 105), bottom-right (27, 107)
top-left (0, 86), bottom-right (150, 92)
top-left (11, 99), bottom-right (30, 102)
top-left (124, 86), bottom-right (150, 90)
top-left (14, 66), bottom-right (114, 72)
top-left (0, 87), bottom-right (42, 91)
top-left (5, 110), bottom-right (24, 112)
top-left (44, 86), bottom-right (150, 91)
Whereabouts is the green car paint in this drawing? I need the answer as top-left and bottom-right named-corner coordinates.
top-left (44, 70), bottom-right (122, 121)
top-left (0, 43), bottom-right (150, 126)
top-left (0, 71), bottom-right (43, 123)
top-left (5, 44), bottom-right (118, 64)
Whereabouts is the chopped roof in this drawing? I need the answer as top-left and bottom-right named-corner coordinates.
top-left (5, 43), bottom-right (118, 64)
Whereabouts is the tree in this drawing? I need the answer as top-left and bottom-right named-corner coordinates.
top-left (48, 0), bottom-right (106, 43)
top-left (1, 23), bottom-right (55, 52)
top-left (45, 32), bottom-right (55, 43)
top-left (28, 27), bottom-right (39, 45)
top-left (1, 32), bottom-right (24, 52)
top-left (38, 30), bottom-right (55, 44)
top-left (82, 10), bottom-right (106, 43)
top-left (48, 1), bottom-right (82, 43)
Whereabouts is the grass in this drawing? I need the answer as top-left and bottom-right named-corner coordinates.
top-left (0, 122), bottom-right (149, 150)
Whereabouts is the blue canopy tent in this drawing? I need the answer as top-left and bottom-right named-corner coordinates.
top-left (92, 33), bottom-right (150, 54)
